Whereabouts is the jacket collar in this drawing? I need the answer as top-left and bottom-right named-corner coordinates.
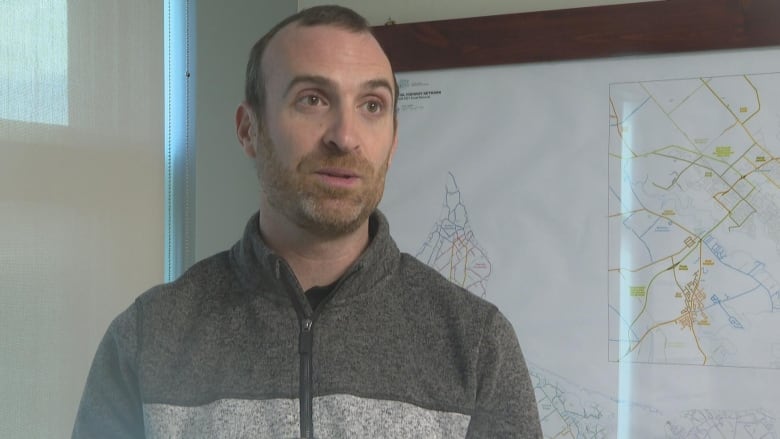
top-left (230, 210), bottom-right (401, 302)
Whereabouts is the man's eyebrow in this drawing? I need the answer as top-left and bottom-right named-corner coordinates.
top-left (283, 75), bottom-right (334, 97)
top-left (363, 78), bottom-right (394, 97)
top-left (283, 75), bottom-right (394, 98)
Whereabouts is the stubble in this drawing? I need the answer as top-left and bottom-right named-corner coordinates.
top-left (255, 129), bottom-right (390, 238)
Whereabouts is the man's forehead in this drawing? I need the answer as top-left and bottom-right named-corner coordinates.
top-left (272, 21), bottom-right (374, 47)
top-left (262, 23), bottom-right (392, 81)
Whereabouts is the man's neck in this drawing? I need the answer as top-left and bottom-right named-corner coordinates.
top-left (258, 209), bottom-right (370, 292)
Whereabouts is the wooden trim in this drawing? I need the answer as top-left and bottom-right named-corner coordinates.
top-left (372, 0), bottom-right (780, 72)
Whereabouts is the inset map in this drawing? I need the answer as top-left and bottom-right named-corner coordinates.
top-left (608, 73), bottom-right (780, 368)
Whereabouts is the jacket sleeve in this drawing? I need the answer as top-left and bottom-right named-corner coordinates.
top-left (466, 308), bottom-right (543, 438)
top-left (72, 303), bottom-right (146, 439)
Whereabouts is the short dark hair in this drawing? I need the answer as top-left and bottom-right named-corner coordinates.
top-left (244, 5), bottom-right (398, 124)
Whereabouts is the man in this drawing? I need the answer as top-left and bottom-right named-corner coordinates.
top-left (73, 5), bottom-right (542, 438)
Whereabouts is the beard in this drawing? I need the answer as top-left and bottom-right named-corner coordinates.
top-left (255, 129), bottom-right (391, 238)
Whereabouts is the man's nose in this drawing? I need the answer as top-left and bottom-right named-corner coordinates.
top-left (322, 106), bottom-right (360, 153)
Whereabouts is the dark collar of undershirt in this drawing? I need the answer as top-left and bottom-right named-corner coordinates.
top-left (304, 280), bottom-right (339, 312)
top-left (303, 214), bottom-right (378, 312)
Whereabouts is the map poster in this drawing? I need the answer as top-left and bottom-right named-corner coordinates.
top-left (380, 48), bottom-right (780, 438)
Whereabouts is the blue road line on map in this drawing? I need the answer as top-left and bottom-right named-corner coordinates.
top-left (709, 294), bottom-right (744, 329)
top-left (638, 216), bottom-right (662, 239)
top-left (621, 213), bottom-right (654, 262)
top-left (609, 96), bottom-right (652, 127)
top-left (608, 304), bottom-right (641, 341)
top-left (703, 238), bottom-right (774, 299)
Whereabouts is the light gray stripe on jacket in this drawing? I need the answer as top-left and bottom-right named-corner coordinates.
top-left (143, 398), bottom-right (298, 438)
top-left (315, 393), bottom-right (470, 438)
top-left (143, 394), bottom-right (470, 438)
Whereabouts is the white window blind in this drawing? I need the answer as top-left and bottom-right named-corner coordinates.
top-left (0, 0), bottom-right (167, 435)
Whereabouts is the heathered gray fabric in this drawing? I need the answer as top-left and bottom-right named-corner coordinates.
top-left (314, 394), bottom-right (471, 437)
top-left (72, 210), bottom-right (542, 438)
top-left (142, 394), bottom-right (469, 438)
top-left (143, 399), bottom-right (298, 438)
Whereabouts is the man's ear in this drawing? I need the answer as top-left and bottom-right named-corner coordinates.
top-left (236, 102), bottom-right (259, 158)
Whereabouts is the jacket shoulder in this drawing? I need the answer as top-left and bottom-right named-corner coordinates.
top-left (397, 252), bottom-right (498, 312)
top-left (136, 250), bottom-right (235, 308)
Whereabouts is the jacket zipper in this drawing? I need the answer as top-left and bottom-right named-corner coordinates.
top-left (287, 262), bottom-right (362, 439)
top-left (299, 317), bottom-right (314, 438)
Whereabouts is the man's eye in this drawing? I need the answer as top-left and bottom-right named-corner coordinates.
top-left (296, 94), bottom-right (327, 108)
top-left (301, 95), bottom-right (322, 106)
top-left (364, 101), bottom-right (383, 113)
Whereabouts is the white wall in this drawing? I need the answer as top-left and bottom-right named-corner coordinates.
top-left (194, 0), bottom-right (296, 261)
top-left (1, 1), bottom-right (164, 435)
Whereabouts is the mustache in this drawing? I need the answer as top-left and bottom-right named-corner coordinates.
top-left (297, 150), bottom-right (376, 176)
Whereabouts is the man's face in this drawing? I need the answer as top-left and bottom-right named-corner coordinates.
top-left (250, 24), bottom-right (397, 237)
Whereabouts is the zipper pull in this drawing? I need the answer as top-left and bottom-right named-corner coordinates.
top-left (299, 318), bottom-right (313, 354)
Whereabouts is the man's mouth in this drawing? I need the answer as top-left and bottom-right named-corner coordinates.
top-left (317, 168), bottom-right (359, 179)
top-left (314, 168), bottom-right (361, 187)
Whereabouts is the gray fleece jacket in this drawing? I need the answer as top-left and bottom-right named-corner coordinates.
top-left (72, 211), bottom-right (542, 438)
